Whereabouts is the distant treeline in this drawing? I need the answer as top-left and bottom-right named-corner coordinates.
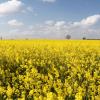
top-left (85, 39), bottom-right (100, 40)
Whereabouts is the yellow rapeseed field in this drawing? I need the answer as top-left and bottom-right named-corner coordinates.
top-left (0, 40), bottom-right (100, 100)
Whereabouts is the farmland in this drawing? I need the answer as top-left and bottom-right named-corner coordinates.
top-left (0, 40), bottom-right (100, 100)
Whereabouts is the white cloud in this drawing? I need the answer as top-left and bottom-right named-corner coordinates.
top-left (73, 14), bottom-right (100, 27)
top-left (8, 19), bottom-right (24, 27)
top-left (5, 14), bottom-right (100, 39)
top-left (45, 20), bottom-right (55, 25)
top-left (30, 16), bottom-right (100, 39)
top-left (42, 0), bottom-right (56, 3)
top-left (55, 21), bottom-right (66, 27)
top-left (0, 0), bottom-right (23, 16)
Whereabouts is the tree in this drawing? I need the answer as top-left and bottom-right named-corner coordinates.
top-left (66, 34), bottom-right (71, 39)
top-left (0, 36), bottom-right (2, 40)
top-left (82, 37), bottom-right (86, 40)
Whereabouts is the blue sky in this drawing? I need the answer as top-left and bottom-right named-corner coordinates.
top-left (0, 0), bottom-right (100, 39)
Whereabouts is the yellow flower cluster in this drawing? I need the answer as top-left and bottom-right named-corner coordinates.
top-left (0, 40), bottom-right (100, 100)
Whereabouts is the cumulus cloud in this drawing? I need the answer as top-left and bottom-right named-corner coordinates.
top-left (0, 0), bottom-right (23, 16)
top-left (6, 14), bottom-right (100, 39)
top-left (8, 19), bottom-right (24, 27)
top-left (45, 20), bottom-right (55, 25)
top-left (73, 14), bottom-right (100, 27)
top-left (55, 21), bottom-right (66, 27)
top-left (31, 16), bottom-right (100, 39)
